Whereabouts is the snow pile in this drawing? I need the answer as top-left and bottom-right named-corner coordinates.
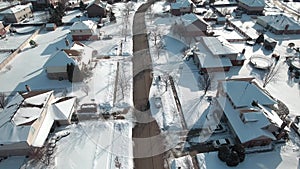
top-left (170, 155), bottom-right (194, 169)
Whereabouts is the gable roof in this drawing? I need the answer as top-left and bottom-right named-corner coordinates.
top-left (201, 36), bottom-right (238, 56)
top-left (51, 97), bottom-right (76, 120)
top-left (257, 14), bottom-right (300, 31)
top-left (194, 51), bottom-right (232, 69)
top-left (239, 0), bottom-right (265, 7)
top-left (71, 41), bottom-right (85, 51)
top-left (0, 91), bottom-right (53, 146)
top-left (171, 0), bottom-right (194, 9)
top-left (70, 20), bottom-right (96, 31)
top-left (86, 0), bottom-right (111, 10)
top-left (181, 13), bottom-right (208, 27)
top-left (217, 96), bottom-right (276, 144)
top-left (44, 50), bottom-right (77, 68)
top-left (221, 80), bottom-right (276, 108)
top-left (12, 91), bottom-right (52, 126)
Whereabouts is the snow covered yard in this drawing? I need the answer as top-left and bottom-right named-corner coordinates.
top-left (0, 26), bottom-right (72, 92)
top-left (0, 52), bottom-right (10, 64)
top-left (197, 141), bottom-right (300, 169)
top-left (0, 31), bottom-right (34, 50)
top-left (54, 121), bottom-right (133, 169)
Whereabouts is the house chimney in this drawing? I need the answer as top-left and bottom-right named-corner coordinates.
top-left (25, 85), bottom-right (31, 92)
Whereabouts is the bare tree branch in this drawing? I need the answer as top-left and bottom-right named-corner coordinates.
top-left (199, 73), bottom-right (214, 95)
top-left (0, 92), bottom-right (7, 109)
top-left (263, 62), bottom-right (281, 88)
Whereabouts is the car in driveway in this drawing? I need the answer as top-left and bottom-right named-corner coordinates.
top-left (212, 138), bottom-right (232, 148)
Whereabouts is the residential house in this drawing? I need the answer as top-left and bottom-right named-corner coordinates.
top-left (216, 78), bottom-right (289, 148)
top-left (86, 0), bottom-right (111, 18)
top-left (45, 49), bottom-right (78, 81)
top-left (193, 36), bottom-right (244, 72)
top-left (180, 13), bottom-right (208, 37)
top-left (256, 14), bottom-right (300, 35)
top-left (237, 0), bottom-right (265, 15)
top-left (0, 90), bottom-right (76, 157)
top-left (0, 3), bottom-right (33, 23)
top-left (69, 20), bottom-right (99, 41)
top-left (170, 0), bottom-right (195, 16)
top-left (44, 41), bottom-right (92, 82)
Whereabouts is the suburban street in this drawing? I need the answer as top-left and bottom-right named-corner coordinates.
top-left (132, 1), bottom-right (166, 169)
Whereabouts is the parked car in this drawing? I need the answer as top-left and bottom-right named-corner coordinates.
top-left (213, 138), bottom-right (232, 148)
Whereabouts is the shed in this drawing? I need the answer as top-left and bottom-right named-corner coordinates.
top-left (45, 23), bottom-right (57, 31)
top-left (263, 38), bottom-right (277, 50)
top-left (216, 17), bottom-right (226, 25)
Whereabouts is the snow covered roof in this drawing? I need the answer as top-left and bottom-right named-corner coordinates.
top-left (70, 41), bottom-right (93, 65)
top-left (32, 109), bottom-right (54, 147)
top-left (195, 52), bottom-right (232, 68)
top-left (0, 3), bottom-right (31, 14)
top-left (51, 97), bottom-right (76, 120)
top-left (200, 36), bottom-right (238, 56)
top-left (44, 50), bottom-right (78, 68)
top-left (12, 91), bottom-right (52, 126)
top-left (221, 80), bottom-right (276, 108)
top-left (70, 20), bottom-right (96, 31)
top-left (0, 91), bottom-right (53, 145)
top-left (86, 0), bottom-right (111, 10)
top-left (45, 23), bottom-right (56, 28)
top-left (257, 14), bottom-right (300, 31)
top-left (70, 41), bottom-right (85, 51)
top-left (181, 13), bottom-right (208, 27)
top-left (171, 155), bottom-right (194, 169)
top-left (217, 96), bottom-right (276, 143)
top-left (170, 0), bottom-right (194, 9)
top-left (239, 0), bottom-right (265, 7)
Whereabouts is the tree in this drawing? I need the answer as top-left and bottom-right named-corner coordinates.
top-left (263, 62), bottom-right (281, 88)
top-left (48, 10), bottom-right (63, 26)
top-left (199, 73), bottom-right (213, 96)
top-left (226, 151), bottom-right (240, 167)
top-left (171, 21), bottom-right (185, 40)
top-left (209, 0), bottom-right (215, 4)
top-left (155, 41), bottom-right (165, 59)
top-left (149, 27), bottom-right (162, 46)
top-left (218, 145), bottom-right (231, 162)
top-left (81, 84), bottom-right (90, 96)
top-left (122, 2), bottom-right (133, 42)
top-left (118, 64), bottom-right (131, 99)
top-left (79, 0), bottom-right (86, 11)
top-left (232, 144), bottom-right (245, 162)
top-left (56, 2), bottom-right (66, 16)
top-left (48, 2), bottom-right (66, 26)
